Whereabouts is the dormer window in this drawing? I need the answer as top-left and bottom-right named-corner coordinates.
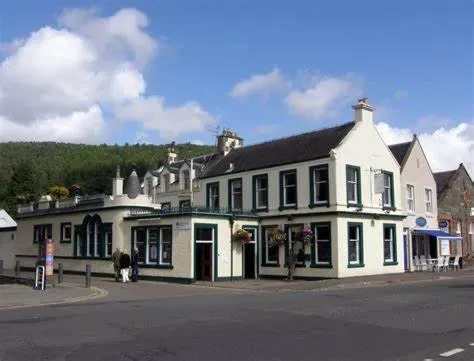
top-left (182, 170), bottom-right (190, 190)
top-left (206, 182), bottom-right (220, 210)
top-left (382, 171), bottom-right (395, 210)
top-left (164, 174), bottom-right (170, 192)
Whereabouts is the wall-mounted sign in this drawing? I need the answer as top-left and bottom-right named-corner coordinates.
top-left (415, 217), bottom-right (427, 227)
top-left (438, 220), bottom-right (449, 229)
top-left (45, 239), bottom-right (55, 276)
top-left (440, 239), bottom-right (450, 256)
top-left (175, 220), bottom-right (190, 231)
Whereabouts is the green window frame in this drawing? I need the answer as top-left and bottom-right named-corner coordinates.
top-left (206, 182), bottom-right (220, 210)
top-left (103, 223), bottom-right (113, 258)
top-left (310, 222), bottom-right (332, 268)
top-left (73, 225), bottom-right (83, 257)
top-left (60, 222), bottom-right (72, 243)
top-left (347, 222), bottom-right (364, 268)
top-left (309, 164), bottom-right (329, 208)
top-left (284, 224), bottom-right (306, 267)
top-left (346, 165), bottom-right (362, 208)
top-left (131, 225), bottom-right (173, 268)
top-left (261, 225), bottom-right (280, 267)
top-left (383, 223), bottom-right (398, 266)
top-left (279, 169), bottom-right (297, 210)
top-left (33, 224), bottom-right (52, 244)
top-left (382, 171), bottom-right (395, 210)
top-left (228, 178), bottom-right (243, 212)
top-left (252, 174), bottom-right (268, 212)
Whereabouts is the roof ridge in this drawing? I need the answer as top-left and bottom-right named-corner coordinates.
top-left (231, 121), bottom-right (355, 152)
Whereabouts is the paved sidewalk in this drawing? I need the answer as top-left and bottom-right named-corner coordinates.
top-left (0, 282), bottom-right (106, 310)
top-left (194, 268), bottom-right (474, 292)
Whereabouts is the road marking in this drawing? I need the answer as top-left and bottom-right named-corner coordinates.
top-left (423, 359), bottom-right (434, 361)
top-left (470, 343), bottom-right (474, 346)
top-left (440, 348), bottom-right (464, 357)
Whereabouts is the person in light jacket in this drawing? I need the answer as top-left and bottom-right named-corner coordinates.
top-left (119, 249), bottom-right (131, 283)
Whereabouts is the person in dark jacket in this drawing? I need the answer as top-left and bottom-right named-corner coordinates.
top-left (131, 248), bottom-right (139, 282)
top-left (112, 248), bottom-right (122, 282)
top-left (119, 249), bottom-right (131, 283)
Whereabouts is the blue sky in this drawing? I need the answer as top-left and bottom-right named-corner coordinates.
top-left (0, 0), bottom-right (472, 172)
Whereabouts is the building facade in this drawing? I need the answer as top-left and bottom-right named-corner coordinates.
top-left (0, 209), bottom-right (17, 270)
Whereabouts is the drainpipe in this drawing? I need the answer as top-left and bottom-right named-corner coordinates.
top-left (230, 216), bottom-right (234, 282)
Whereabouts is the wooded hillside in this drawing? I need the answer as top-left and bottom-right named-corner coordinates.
top-left (0, 142), bottom-right (215, 217)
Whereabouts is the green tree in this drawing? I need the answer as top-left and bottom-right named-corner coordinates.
top-left (48, 186), bottom-right (70, 200)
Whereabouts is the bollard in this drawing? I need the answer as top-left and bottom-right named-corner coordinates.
top-left (58, 263), bottom-right (63, 284)
top-left (85, 264), bottom-right (91, 288)
top-left (15, 261), bottom-right (20, 276)
top-left (0, 259), bottom-right (3, 275)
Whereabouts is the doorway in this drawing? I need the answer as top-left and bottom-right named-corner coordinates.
top-left (196, 243), bottom-right (213, 281)
top-left (243, 243), bottom-right (255, 279)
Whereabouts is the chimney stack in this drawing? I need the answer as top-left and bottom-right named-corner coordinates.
top-left (112, 165), bottom-right (124, 196)
top-left (217, 128), bottom-right (243, 157)
top-left (352, 97), bottom-right (375, 123)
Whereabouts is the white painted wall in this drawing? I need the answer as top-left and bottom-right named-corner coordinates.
top-left (0, 230), bottom-right (16, 269)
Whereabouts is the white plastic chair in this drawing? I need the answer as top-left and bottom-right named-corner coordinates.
top-left (419, 255), bottom-right (429, 271)
top-left (413, 256), bottom-right (422, 271)
top-left (435, 257), bottom-right (446, 272)
top-left (449, 256), bottom-right (460, 271)
top-left (443, 256), bottom-right (450, 271)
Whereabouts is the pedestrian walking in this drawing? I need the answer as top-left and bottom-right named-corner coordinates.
top-left (112, 248), bottom-right (122, 282)
top-left (120, 249), bottom-right (131, 283)
top-left (131, 248), bottom-right (139, 282)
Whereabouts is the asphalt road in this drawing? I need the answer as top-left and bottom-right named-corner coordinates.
top-left (0, 278), bottom-right (473, 361)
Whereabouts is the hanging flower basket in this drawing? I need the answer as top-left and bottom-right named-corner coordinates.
top-left (295, 227), bottom-right (313, 245)
top-left (232, 229), bottom-right (252, 244)
top-left (268, 229), bottom-right (286, 247)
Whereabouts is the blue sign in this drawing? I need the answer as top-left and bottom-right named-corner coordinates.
top-left (438, 220), bottom-right (448, 228)
top-left (415, 217), bottom-right (427, 227)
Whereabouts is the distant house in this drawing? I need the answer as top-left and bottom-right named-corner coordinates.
top-left (14, 98), bottom-right (408, 282)
top-left (388, 135), bottom-right (465, 271)
top-left (434, 163), bottom-right (474, 264)
top-left (0, 209), bottom-right (17, 269)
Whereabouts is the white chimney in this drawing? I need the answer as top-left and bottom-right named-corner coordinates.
top-left (352, 97), bottom-right (374, 123)
top-left (112, 165), bottom-right (124, 196)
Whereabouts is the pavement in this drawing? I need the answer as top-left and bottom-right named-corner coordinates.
top-left (1, 267), bottom-right (474, 310)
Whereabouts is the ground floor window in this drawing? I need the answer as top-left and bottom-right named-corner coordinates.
top-left (348, 222), bottom-right (364, 267)
top-left (132, 226), bottom-right (173, 266)
top-left (261, 225), bottom-right (280, 266)
top-left (74, 216), bottom-right (113, 258)
top-left (383, 224), bottom-right (397, 265)
top-left (285, 224), bottom-right (305, 266)
top-left (311, 222), bottom-right (331, 267)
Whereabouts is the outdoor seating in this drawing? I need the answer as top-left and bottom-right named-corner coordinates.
top-left (449, 256), bottom-right (460, 271)
top-left (435, 257), bottom-right (447, 272)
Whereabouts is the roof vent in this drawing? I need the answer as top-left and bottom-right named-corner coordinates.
top-left (225, 163), bottom-right (234, 173)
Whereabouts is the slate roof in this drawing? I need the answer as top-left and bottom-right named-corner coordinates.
top-left (388, 141), bottom-right (412, 166)
top-left (433, 170), bottom-right (457, 196)
top-left (201, 121), bottom-right (356, 179)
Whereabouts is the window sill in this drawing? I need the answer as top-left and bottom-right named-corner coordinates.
top-left (382, 206), bottom-right (396, 211)
top-left (308, 202), bottom-right (329, 209)
top-left (347, 203), bottom-right (363, 209)
top-left (140, 264), bottom-right (174, 269)
top-left (279, 205), bottom-right (298, 211)
top-left (60, 240), bottom-right (72, 244)
top-left (310, 264), bottom-right (333, 269)
top-left (347, 263), bottom-right (365, 268)
top-left (73, 256), bottom-right (112, 260)
top-left (383, 261), bottom-right (398, 266)
top-left (261, 263), bottom-right (280, 267)
top-left (252, 207), bottom-right (268, 213)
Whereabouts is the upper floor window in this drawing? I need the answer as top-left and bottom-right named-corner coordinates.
top-left (280, 170), bottom-right (297, 209)
top-left (164, 174), bottom-right (170, 192)
top-left (346, 165), bottom-right (361, 206)
top-left (179, 199), bottom-right (191, 211)
top-left (161, 202), bottom-right (171, 212)
top-left (456, 220), bottom-right (461, 235)
top-left (406, 184), bottom-right (415, 212)
top-left (182, 170), bottom-right (190, 190)
top-left (60, 222), bottom-right (72, 243)
top-left (382, 171), bottom-right (394, 209)
top-left (310, 165), bottom-right (329, 206)
top-left (206, 182), bottom-right (220, 210)
top-left (253, 174), bottom-right (268, 211)
top-left (147, 177), bottom-right (153, 197)
top-left (425, 188), bottom-right (433, 213)
top-left (33, 224), bottom-right (52, 244)
top-left (229, 178), bottom-right (243, 211)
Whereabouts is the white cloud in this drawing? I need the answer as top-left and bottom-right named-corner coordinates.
top-left (0, 7), bottom-right (215, 143)
top-left (0, 106), bottom-right (105, 142)
top-left (377, 120), bottom-right (474, 177)
top-left (285, 74), bottom-right (362, 121)
top-left (230, 68), bottom-right (289, 98)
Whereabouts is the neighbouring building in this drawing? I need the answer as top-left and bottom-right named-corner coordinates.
top-left (388, 135), bottom-right (461, 272)
top-left (434, 164), bottom-right (474, 266)
top-left (13, 98), bottom-right (408, 282)
top-left (0, 209), bottom-right (17, 270)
